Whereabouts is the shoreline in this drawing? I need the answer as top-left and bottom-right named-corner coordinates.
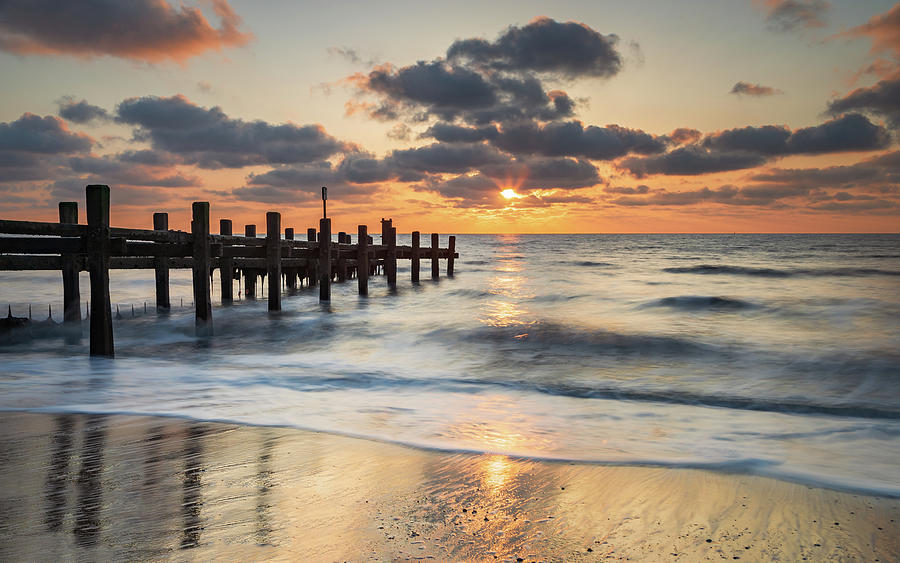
top-left (1, 411), bottom-right (897, 561)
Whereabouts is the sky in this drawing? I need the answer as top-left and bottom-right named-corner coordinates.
top-left (0, 0), bottom-right (898, 233)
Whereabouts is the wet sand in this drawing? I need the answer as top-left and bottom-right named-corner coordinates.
top-left (0, 411), bottom-right (897, 562)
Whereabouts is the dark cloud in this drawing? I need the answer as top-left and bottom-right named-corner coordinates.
top-left (756, 0), bottom-right (830, 32)
top-left (116, 95), bottom-right (350, 169)
top-left (446, 16), bottom-right (622, 78)
top-left (235, 159), bottom-right (381, 204)
top-left (423, 123), bottom-right (499, 143)
top-left (56, 97), bottom-right (110, 124)
top-left (387, 142), bottom-right (510, 174)
top-left (785, 113), bottom-right (891, 153)
top-left (703, 125), bottom-right (792, 155)
top-left (510, 157), bottom-right (600, 190)
top-left (0, 113), bottom-right (93, 154)
top-left (668, 128), bottom-right (702, 145)
top-left (493, 120), bottom-right (666, 160)
top-left (730, 81), bottom-right (783, 96)
top-left (827, 78), bottom-right (900, 127)
top-left (348, 18), bottom-right (624, 125)
top-left (66, 154), bottom-right (198, 187)
top-left (0, 0), bottom-right (251, 63)
top-left (604, 185), bottom-right (650, 194)
top-left (619, 146), bottom-right (766, 177)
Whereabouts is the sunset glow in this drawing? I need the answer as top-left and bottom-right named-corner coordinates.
top-left (0, 2), bottom-right (897, 232)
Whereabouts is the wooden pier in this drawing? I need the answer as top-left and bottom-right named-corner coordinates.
top-left (0, 185), bottom-right (458, 357)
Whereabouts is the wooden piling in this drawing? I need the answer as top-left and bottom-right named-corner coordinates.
top-left (319, 218), bottom-right (331, 301)
top-left (58, 202), bottom-right (81, 325)
top-left (266, 212), bottom-right (281, 311)
top-left (387, 227), bottom-right (398, 288)
top-left (431, 233), bottom-right (439, 280)
top-left (86, 185), bottom-right (113, 357)
top-left (411, 231), bottom-right (420, 283)
top-left (284, 228), bottom-right (296, 289)
top-left (336, 230), bottom-right (347, 282)
top-left (152, 212), bottom-right (170, 310)
top-left (244, 224), bottom-right (257, 298)
top-left (448, 235), bottom-right (456, 277)
top-left (219, 219), bottom-right (233, 303)
top-left (192, 202), bottom-right (213, 336)
top-left (357, 224), bottom-right (368, 296)
top-left (307, 227), bottom-right (317, 287)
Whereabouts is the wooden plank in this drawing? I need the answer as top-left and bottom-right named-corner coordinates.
top-left (123, 241), bottom-right (192, 257)
top-left (153, 213), bottom-right (170, 310)
top-left (219, 219), bottom-right (233, 303)
top-left (266, 212), bottom-right (281, 311)
top-left (192, 202), bottom-right (212, 336)
top-left (319, 218), bottom-right (331, 301)
top-left (0, 219), bottom-right (86, 237)
top-left (448, 235), bottom-right (456, 277)
top-left (431, 233), bottom-right (439, 280)
top-left (244, 224), bottom-right (257, 299)
top-left (0, 237), bottom-right (83, 254)
top-left (86, 185), bottom-right (114, 357)
top-left (59, 202), bottom-right (82, 325)
top-left (411, 231), bottom-right (420, 283)
top-left (110, 226), bottom-right (191, 244)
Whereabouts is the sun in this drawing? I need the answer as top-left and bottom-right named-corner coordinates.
top-left (500, 188), bottom-right (522, 200)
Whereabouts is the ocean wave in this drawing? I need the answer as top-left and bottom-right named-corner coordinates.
top-left (642, 295), bottom-right (759, 311)
top-left (664, 265), bottom-right (900, 277)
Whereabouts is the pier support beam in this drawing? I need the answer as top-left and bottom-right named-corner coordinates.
top-left (284, 228), bottom-right (296, 290)
top-left (244, 224), bottom-right (257, 299)
top-left (266, 212), bottom-right (281, 311)
top-left (448, 235), bottom-right (455, 277)
top-left (307, 227), bottom-right (317, 287)
top-left (59, 202), bottom-right (81, 325)
top-left (357, 225), bottom-right (368, 296)
top-left (387, 226), bottom-right (397, 288)
top-left (411, 231), bottom-right (420, 283)
top-left (431, 233), bottom-right (439, 280)
top-left (153, 212), bottom-right (170, 310)
top-left (86, 185), bottom-right (113, 357)
top-left (192, 202), bottom-right (213, 336)
top-left (319, 218), bottom-right (331, 301)
top-left (219, 219), bottom-right (233, 303)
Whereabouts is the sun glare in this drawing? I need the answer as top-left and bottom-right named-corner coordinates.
top-left (500, 189), bottom-right (521, 200)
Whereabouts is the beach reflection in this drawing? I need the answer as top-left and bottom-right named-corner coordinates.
top-left (480, 235), bottom-right (535, 331)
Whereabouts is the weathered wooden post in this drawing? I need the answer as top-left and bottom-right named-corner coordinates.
top-left (336, 231), bottom-right (347, 282)
top-left (86, 185), bottom-right (113, 357)
top-left (431, 233), bottom-right (439, 280)
top-left (307, 227), bottom-right (317, 287)
top-left (319, 218), bottom-right (331, 301)
top-left (266, 212), bottom-right (282, 311)
top-left (219, 219), bottom-right (234, 303)
top-left (59, 202), bottom-right (81, 325)
top-left (357, 224), bottom-right (368, 296)
top-left (448, 235), bottom-right (456, 277)
top-left (153, 212), bottom-right (170, 310)
top-left (387, 227), bottom-right (397, 288)
top-left (284, 228), bottom-right (296, 290)
top-left (411, 230), bottom-right (420, 283)
top-left (192, 202), bottom-right (213, 336)
top-left (244, 224), bottom-right (257, 299)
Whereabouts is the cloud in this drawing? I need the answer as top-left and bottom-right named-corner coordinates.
top-left (0, 0), bottom-right (251, 63)
top-left (755, 0), bottom-right (830, 32)
top-left (492, 120), bottom-right (666, 160)
top-left (604, 185), bottom-right (650, 194)
top-left (446, 16), bottom-right (622, 78)
top-left (0, 113), bottom-right (93, 154)
top-left (116, 94), bottom-right (351, 168)
top-left (730, 81), bottom-right (783, 96)
top-left (619, 146), bottom-right (767, 177)
top-left (56, 97), bottom-right (111, 124)
top-left (827, 78), bottom-right (900, 127)
top-left (834, 4), bottom-right (900, 60)
top-left (423, 123), bottom-right (499, 143)
top-left (623, 114), bottom-right (891, 177)
top-left (348, 18), bottom-right (623, 126)
top-left (668, 128), bottom-right (702, 145)
top-left (387, 142), bottom-right (510, 174)
top-left (235, 158), bottom-right (383, 204)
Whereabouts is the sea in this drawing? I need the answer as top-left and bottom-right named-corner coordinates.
top-left (1, 233), bottom-right (899, 497)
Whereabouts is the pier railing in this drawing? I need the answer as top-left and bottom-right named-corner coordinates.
top-left (0, 184), bottom-right (458, 357)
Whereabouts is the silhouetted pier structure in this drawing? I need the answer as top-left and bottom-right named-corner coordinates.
top-left (0, 185), bottom-right (458, 357)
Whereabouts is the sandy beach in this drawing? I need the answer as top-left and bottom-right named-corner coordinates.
top-left (0, 411), bottom-right (896, 562)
